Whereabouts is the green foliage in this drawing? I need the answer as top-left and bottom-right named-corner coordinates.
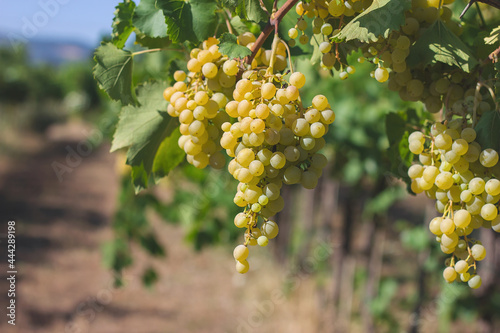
top-left (160, 0), bottom-right (197, 43)
top-left (93, 43), bottom-right (135, 105)
top-left (406, 20), bottom-right (478, 72)
top-left (111, 81), bottom-right (181, 193)
top-left (133, 0), bottom-right (168, 38)
top-left (112, 0), bottom-right (136, 48)
top-left (475, 110), bottom-right (500, 151)
top-left (400, 224), bottom-right (430, 252)
top-left (190, 0), bottom-right (219, 41)
top-left (218, 33), bottom-right (253, 59)
top-left (152, 127), bottom-right (186, 182)
top-left (336, 0), bottom-right (411, 43)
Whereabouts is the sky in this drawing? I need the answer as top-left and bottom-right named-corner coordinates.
top-left (0, 0), bottom-right (120, 47)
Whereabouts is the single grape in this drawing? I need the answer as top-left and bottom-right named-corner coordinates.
top-left (233, 244), bottom-right (249, 261)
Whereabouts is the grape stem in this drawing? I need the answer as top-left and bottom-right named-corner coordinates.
top-left (223, 9), bottom-right (234, 35)
top-left (245, 0), bottom-right (300, 66)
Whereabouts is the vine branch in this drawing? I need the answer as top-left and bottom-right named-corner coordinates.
top-left (244, 0), bottom-right (300, 66)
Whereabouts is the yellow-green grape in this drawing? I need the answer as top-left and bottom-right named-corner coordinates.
top-left (236, 148), bottom-right (255, 167)
top-left (471, 244), bottom-right (486, 261)
top-left (233, 244), bottom-right (249, 261)
top-left (319, 42), bottom-right (332, 54)
top-left (290, 72), bottom-right (306, 89)
top-left (312, 95), bottom-right (329, 111)
top-left (441, 232), bottom-right (458, 248)
top-left (328, 0), bottom-right (346, 16)
top-left (236, 259), bottom-right (250, 274)
top-left (408, 164), bottom-right (424, 179)
top-left (173, 70), bottom-right (186, 81)
top-left (469, 177), bottom-right (485, 195)
top-left (461, 128), bottom-right (476, 142)
top-left (374, 67), bottom-right (389, 83)
top-left (296, 19), bottom-right (307, 31)
top-left (257, 236), bottom-right (269, 247)
top-left (202, 62), bottom-right (218, 78)
top-left (454, 209), bottom-right (471, 228)
top-left (429, 217), bottom-right (443, 235)
top-left (468, 275), bottom-right (482, 289)
top-left (486, 179), bottom-right (500, 196)
top-left (288, 27), bottom-right (299, 39)
top-left (261, 220), bottom-right (279, 239)
top-left (443, 266), bottom-right (457, 282)
top-left (339, 71), bottom-right (349, 80)
top-left (481, 203), bottom-right (498, 221)
top-left (322, 52), bottom-right (336, 69)
top-left (396, 35), bottom-right (411, 49)
top-left (270, 152), bottom-right (286, 169)
top-left (321, 23), bottom-right (333, 35)
top-left (320, 109), bottom-right (335, 124)
top-left (434, 133), bottom-right (452, 149)
top-left (440, 218), bottom-right (455, 235)
top-left (480, 148), bottom-right (499, 167)
top-left (223, 59), bottom-right (239, 76)
top-left (346, 66), bottom-right (356, 74)
top-left (454, 260), bottom-right (468, 274)
top-left (409, 141), bottom-right (424, 154)
top-left (299, 34), bottom-right (309, 45)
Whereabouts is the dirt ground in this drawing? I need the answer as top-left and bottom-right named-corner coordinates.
top-left (0, 121), bottom-right (329, 333)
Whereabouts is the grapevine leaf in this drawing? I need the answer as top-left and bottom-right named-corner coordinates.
top-left (310, 33), bottom-right (325, 65)
top-left (111, 81), bottom-right (173, 192)
top-left (385, 112), bottom-right (406, 145)
top-left (132, 0), bottom-right (168, 38)
top-left (112, 0), bottom-right (136, 49)
top-left (336, 0), bottom-right (411, 43)
top-left (158, 0), bottom-right (197, 43)
top-left (406, 20), bottom-right (478, 73)
top-left (385, 112), bottom-right (412, 187)
top-left (244, 0), bottom-right (269, 23)
top-left (190, 0), bottom-right (218, 41)
top-left (485, 26), bottom-right (500, 45)
top-left (230, 16), bottom-right (250, 35)
top-left (93, 43), bottom-right (135, 105)
top-left (152, 126), bottom-right (185, 182)
top-left (134, 34), bottom-right (171, 48)
top-left (218, 32), bottom-right (252, 59)
top-left (475, 110), bottom-right (500, 151)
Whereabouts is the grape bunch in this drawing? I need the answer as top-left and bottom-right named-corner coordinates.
top-left (408, 119), bottom-right (500, 288)
top-left (225, 70), bottom-right (333, 273)
top-left (163, 33), bottom-right (335, 274)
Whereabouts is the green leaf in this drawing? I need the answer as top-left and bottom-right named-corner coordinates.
top-left (475, 110), bottom-right (500, 151)
top-left (218, 32), bottom-right (252, 59)
top-left (152, 126), bottom-right (185, 181)
top-left (112, 81), bottom-right (174, 192)
top-left (190, 0), bottom-right (218, 41)
top-left (385, 112), bottom-right (413, 185)
top-left (132, 0), bottom-right (168, 38)
top-left (310, 33), bottom-right (325, 65)
top-left (230, 16), bottom-right (251, 35)
top-left (93, 43), bottom-right (135, 105)
top-left (385, 112), bottom-right (406, 145)
top-left (336, 0), bottom-right (410, 43)
top-left (112, 0), bottom-right (136, 49)
top-left (406, 20), bottom-right (478, 73)
top-left (485, 26), bottom-right (500, 45)
top-left (159, 0), bottom-right (197, 43)
top-left (244, 0), bottom-right (269, 23)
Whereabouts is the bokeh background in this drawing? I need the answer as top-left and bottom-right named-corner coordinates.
top-left (1, 1), bottom-right (500, 333)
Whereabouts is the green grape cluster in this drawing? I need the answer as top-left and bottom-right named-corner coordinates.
top-left (408, 120), bottom-right (500, 288)
top-left (225, 70), bottom-right (334, 273)
top-left (163, 37), bottom-right (234, 169)
top-left (288, 0), bottom-right (374, 72)
top-left (163, 33), bottom-right (334, 274)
